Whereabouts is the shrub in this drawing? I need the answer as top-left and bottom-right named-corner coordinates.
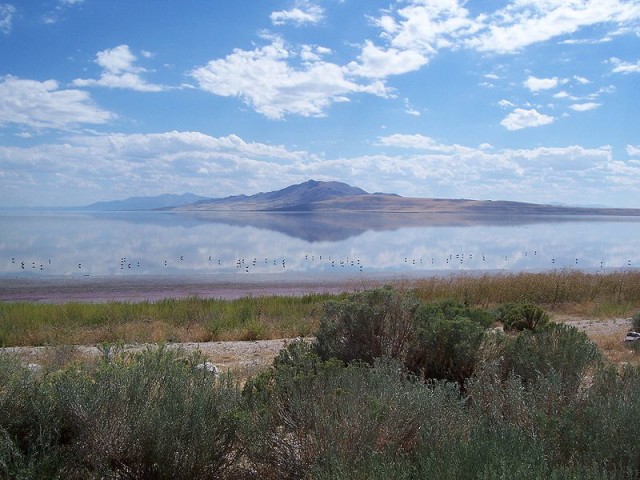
top-left (0, 348), bottom-right (245, 479)
top-left (243, 341), bottom-right (467, 479)
top-left (497, 322), bottom-right (601, 391)
top-left (315, 292), bottom-right (494, 386)
top-left (496, 302), bottom-right (550, 331)
top-left (410, 310), bottom-right (487, 385)
top-left (315, 287), bottom-right (420, 365)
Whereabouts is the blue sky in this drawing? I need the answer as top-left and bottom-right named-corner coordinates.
top-left (0, 0), bottom-right (639, 207)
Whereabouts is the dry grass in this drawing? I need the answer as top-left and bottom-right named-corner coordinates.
top-left (1, 271), bottom-right (639, 348)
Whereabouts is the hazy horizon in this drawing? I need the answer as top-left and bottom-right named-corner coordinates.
top-left (1, 1), bottom-right (639, 208)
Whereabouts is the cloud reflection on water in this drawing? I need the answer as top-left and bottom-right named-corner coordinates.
top-left (1, 212), bottom-right (638, 277)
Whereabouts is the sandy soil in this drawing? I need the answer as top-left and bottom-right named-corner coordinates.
top-left (2, 317), bottom-right (635, 379)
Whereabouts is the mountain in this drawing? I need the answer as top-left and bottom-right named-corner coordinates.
top-left (175, 179), bottom-right (369, 211)
top-left (81, 193), bottom-right (210, 211)
top-left (171, 180), bottom-right (640, 216)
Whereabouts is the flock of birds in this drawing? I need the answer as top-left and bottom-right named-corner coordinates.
top-left (6, 251), bottom-right (635, 275)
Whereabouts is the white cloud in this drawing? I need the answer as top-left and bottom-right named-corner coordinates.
top-left (500, 108), bottom-right (555, 130)
top-left (524, 75), bottom-right (561, 92)
top-left (191, 39), bottom-right (388, 119)
top-left (553, 90), bottom-right (572, 99)
top-left (345, 41), bottom-right (428, 78)
top-left (609, 57), bottom-right (640, 73)
top-left (569, 102), bottom-right (601, 111)
top-left (466, 0), bottom-right (640, 54)
top-left (0, 75), bottom-right (115, 129)
top-left (376, 134), bottom-right (475, 154)
top-left (1, 130), bottom-right (632, 207)
top-left (0, 3), bottom-right (15, 34)
top-left (627, 145), bottom-right (640, 157)
top-left (574, 75), bottom-right (590, 84)
top-left (369, 0), bottom-right (640, 62)
top-left (270, 1), bottom-right (324, 26)
top-left (498, 99), bottom-right (515, 108)
top-left (403, 99), bottom-right (420, 116)
top-left (73, 45), bottom-right (166, 92)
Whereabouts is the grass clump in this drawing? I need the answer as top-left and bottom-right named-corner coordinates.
top-left (496, 302), bottom-right (550, 331)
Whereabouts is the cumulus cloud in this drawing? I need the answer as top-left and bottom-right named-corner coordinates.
top-left (190, 39), bottom-right (388, 119)
top-left (270, 1), bottom-right (324, 26)
top-left (609, 57), bottom-right (640, 73)
top-left (501, 108), bottom-right (555, 130)
top-left (465, 0), bottom-right (640, 53)
top-left (73, 45), bottom-right (166, 92)
top-left (0, 75), bottom-right (115, 129)
top-left (1, 129), bottom-right (632, 207)
top-left (376, 134), bottom-right (474, 154)
top-left (366, 0), bottom-right (640, 64)
top-left (569, 102), bottom-right (601, 111)
top-left (345, 41), bottom-right (428, 78)
top-left (0, 3), bottom-right (15, 34)
top-left (524, 75), bottom-right (562, 92)
top-left (627, 145), bottom-right (640, 157)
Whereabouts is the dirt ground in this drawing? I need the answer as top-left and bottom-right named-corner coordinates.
top-left (3, 316), bottom-right (637, 379)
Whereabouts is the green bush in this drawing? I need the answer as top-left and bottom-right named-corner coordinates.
top-left (315, 291), bottom-right (493, 385)
top-left (315, 287), bottom-right (420, 365)
top-left (496, 302), bottom-right (550, 331)
top-left (411, 307), bottom-right (487, 385)
top-left (497, 322), bottom-right (601, 391)
top-left (244, 341), bottom-right (466, 479)
top-left (0, 348), bottom-right (245, 479)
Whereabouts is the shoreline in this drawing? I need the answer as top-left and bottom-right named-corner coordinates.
top-left (0, 273), bottom-right (398, 303)
top-left (1, 268), bottom-right (636, 303)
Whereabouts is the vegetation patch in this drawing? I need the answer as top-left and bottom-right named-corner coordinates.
top-left (2, 283), bottom-right (640, 478)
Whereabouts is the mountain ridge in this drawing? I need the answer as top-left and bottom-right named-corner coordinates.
top-left (64, 180), bottom-right (640, 216)
top-left (170, 180), bottom-right (640, 216)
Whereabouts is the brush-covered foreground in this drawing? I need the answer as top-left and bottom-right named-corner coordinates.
top-left (2, 283), bottom-right (640, 479)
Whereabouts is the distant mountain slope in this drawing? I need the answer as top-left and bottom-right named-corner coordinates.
top-left (177, 179), bottom-right (369, 211)
top-left (171, 180), bottom-right (640, 216)
top-left (81, 193), bottom-right (209, 211)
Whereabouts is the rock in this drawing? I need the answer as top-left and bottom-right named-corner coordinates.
top-left (195, 361), bottom-right (220, 376)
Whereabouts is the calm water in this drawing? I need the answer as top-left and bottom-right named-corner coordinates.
top-left (1, 211), bottom-right (639, 278)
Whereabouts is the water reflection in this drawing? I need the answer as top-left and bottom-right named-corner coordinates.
top-left (1, 212), bottom-right (638, 278)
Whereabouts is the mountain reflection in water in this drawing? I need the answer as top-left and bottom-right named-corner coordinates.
top-left (0, 212), bottom-right (638, 277)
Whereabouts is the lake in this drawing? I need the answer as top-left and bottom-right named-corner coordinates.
top-left (1, 211), bottom-right (639, 279)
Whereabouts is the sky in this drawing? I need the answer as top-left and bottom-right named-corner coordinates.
top-left (0, 0), bottom-right (639, 208)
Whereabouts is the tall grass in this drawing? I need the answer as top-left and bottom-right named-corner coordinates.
top-left (1, 271), bottom-right (639, 347)
top-left (0, 293), bottom-right (333, 347)
top-left (411, 270), bottom-right (640, 312)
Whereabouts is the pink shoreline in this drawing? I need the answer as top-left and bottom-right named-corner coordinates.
top-left (0, 274), bottom-right (395, 303)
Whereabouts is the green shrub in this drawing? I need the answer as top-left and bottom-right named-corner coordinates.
top-left (497, 322), bottom-right (601, 391)
top-left (315, 291), bottom-right (493, 386)
top-left (315, 287), bottom-right (420, 365)
top-left (0, 348), bottom-right (245, 479)
top-left (244, 340), bottom-right (467, 479)
top-left (411, 309), bottom-right (487, 385)
top-left (496, 302), bottom-right (550, 331)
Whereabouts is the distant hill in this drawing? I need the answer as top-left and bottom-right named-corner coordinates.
top-left (170, 179), bottom-right (640, 216)
top-left (81, 193), bottom-right (209, 211)
top-left (176, 179), bottom-right (369, 212)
